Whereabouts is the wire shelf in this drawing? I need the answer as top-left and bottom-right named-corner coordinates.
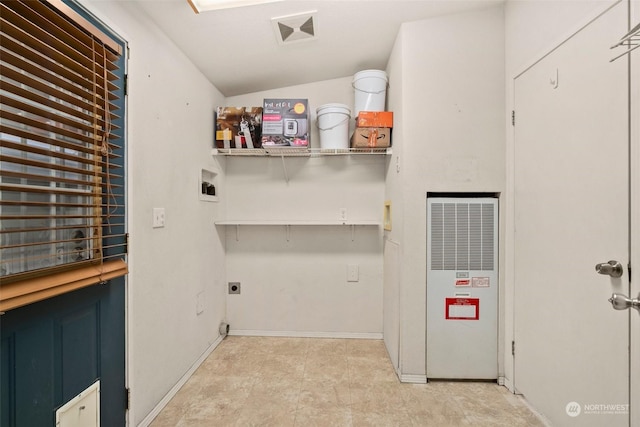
top-left (213, 147), bottom-right (391, 157)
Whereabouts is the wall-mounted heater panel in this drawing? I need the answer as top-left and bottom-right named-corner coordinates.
top-left (426, 197), bottom-right (498, 379)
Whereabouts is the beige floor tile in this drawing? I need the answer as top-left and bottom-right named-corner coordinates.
top-left (150, 337), bottom-right (546, 427)
top-left (408, 412), bottom-right (471, 427)
top-left (400, 384), bottom-right (466, 418)
top-left (349, 382), bottom-right (406, 413)
top-left (215, 336), bottom-right (270, 357)
top-left (294, 406), bottom-right (353, 426)
top-left (346, 338), bottom-right (389, 359)
top-left (149, 401), bottom-right (187, 427)
top-left (249, 375), bottom-right (303, 405)
top-left (351, 408), bottom-right (413, 427)
top-left (348, 355), bottom-right (398, 383)
top-left (297, 378), bottom-right (351, 410)
top-left (263, 337), bottom-right (310, 356)
top-left (307, 338), bottom-right (348, 355)
top-left (234, 392), bottom-right (298, 427)
top-left (304, 354), bottom-right (350, 382)
top-left (260, 353), bottom-right (306, 380)
top-left (200, 352), bottom-right (265, 378)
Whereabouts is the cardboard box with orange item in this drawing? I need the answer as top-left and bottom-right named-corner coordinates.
top-left (355, 111), bottom-right (393, 128)
top-left (351, 127), bottom-right (391, 148)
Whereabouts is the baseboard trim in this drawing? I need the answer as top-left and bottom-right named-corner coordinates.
top-left (137, 335), bottom-right (225, 427)
top-left (228, 330), bottom-right (383, 340)
top-left (399, 374), bottom-right (427, 384)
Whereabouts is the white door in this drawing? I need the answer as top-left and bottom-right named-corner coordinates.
top-left (514, 3), bottom-right (632, 426)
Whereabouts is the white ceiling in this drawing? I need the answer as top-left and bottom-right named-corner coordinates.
top-left (131, 0), bottom-right (502, 96)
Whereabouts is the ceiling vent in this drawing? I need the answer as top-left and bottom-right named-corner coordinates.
top-left (271, 11), bottom-right (317, 45)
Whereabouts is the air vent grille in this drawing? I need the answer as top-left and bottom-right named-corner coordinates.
top-left (271, 11), bottom-right (317, 44)
top-left (430, 202), bottom-right (495, 271)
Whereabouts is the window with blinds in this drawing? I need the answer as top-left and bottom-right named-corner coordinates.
top-left (0, 0), bottom-right (127, 310)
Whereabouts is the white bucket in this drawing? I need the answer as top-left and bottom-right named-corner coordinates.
top-left (352, 69), bottom-right (388, 116)
top-left (316, 103), bottom-right (351, 150)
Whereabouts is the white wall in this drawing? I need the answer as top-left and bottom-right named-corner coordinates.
top-left (223, 80), bottom-right (386, 336)
top-left (503, 0), bottom-right (620, 392)
top-left (385, 5), bottom-right (505, 381)
top-left (79, 1), bottom-right (227, 425)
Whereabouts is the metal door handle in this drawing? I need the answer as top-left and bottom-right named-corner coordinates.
top-left (608, 293), bottom-right (640, 313)
top-left (595, 260), bottom-right (623, 278)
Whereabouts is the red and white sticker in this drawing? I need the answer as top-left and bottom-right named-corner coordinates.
top-left (445, 297), bottom-right (480, 320)
top-left (455, 279), bottom-right (471, 287)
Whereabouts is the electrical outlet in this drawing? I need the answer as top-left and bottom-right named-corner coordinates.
top-left (339, 208), bottom-right (348, 222)
top-left (228, 282), bottom-right (241, 294)
top-left (152, 207), bottom-right (165, 228)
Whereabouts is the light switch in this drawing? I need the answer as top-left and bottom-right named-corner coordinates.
top-left (153, 207), bottom-right (165, 228)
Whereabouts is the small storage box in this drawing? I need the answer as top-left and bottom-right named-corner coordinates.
top-left (356, 111), bottom-right (393, 128)
top-left (215, 107), bottom-right (262, 149)
top-left (262, 99), bottom-right (309, 148)
top-left (351, 127), bottom-right (391, 148)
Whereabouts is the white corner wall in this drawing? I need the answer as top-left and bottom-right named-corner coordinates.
top-left (385, 5), bottom-right (505, 381)
top-left (382, 26), bottom-right (406, 374)
top-left (222, 80), bottom-right (385, 337)
top-left (79, 2), bottom-right (227, 425)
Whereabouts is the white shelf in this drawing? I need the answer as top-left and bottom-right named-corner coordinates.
top-left (214, 220), bottom-right (380, 226)
top-left (212, 147), bottom-right (391, 157)
top-left (215, 220), bottom-right (380, 241)
top-left (199, 194), bottom-right (219, 202)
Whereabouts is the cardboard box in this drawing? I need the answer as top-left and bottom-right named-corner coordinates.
top-left (356, 111), bottom-right (393, 128)
top-left (262, 99), bottom-right (309, 148)
top-left (351, 127), bottom-right (391, 148)
top-left (215, 107), bottom-right (263, 149)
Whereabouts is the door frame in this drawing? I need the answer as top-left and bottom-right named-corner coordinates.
top-left (505, 0), bottom-right (638, 423)
top-left (630, 3), bottom-right (640, 426)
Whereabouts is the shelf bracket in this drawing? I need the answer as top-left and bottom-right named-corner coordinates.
top-left (280, 155), bottom-right (289, 183)
top-left (285, 224), bottom-right (291, 242)
top-left (235, 224), bottom-right (240, 242)
top-left (351, 224), bottom-right (355, 241)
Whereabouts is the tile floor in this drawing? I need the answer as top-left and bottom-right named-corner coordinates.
top-left (150, 336), bottom-right (545, 427)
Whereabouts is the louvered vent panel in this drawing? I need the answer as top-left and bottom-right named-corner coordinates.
top-left (443, 204), bottom-right (457, 270)
top-left (430, 201), bottom-right (495, 271)
top-left (482, 203), bottom-right (495, 270)
top-left (456, 204), bottom-right (469, 270)
top-left (430, 203), bottom-right (444, 270)
top-left (469, 204), bottom-right (482, 270)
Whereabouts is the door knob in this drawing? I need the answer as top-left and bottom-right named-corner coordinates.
top-left (608, 293), bottom-right (640, 312)
top-left (595, 260), bottom-right (623, 278)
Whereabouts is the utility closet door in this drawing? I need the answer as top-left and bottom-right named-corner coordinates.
top-left (514, 2), bottom-right (630, 426)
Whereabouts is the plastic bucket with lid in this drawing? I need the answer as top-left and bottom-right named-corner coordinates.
top-left (352, 69), bottom-right (388, 115)
top-left (316, 103), bottom-right (351, 150)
